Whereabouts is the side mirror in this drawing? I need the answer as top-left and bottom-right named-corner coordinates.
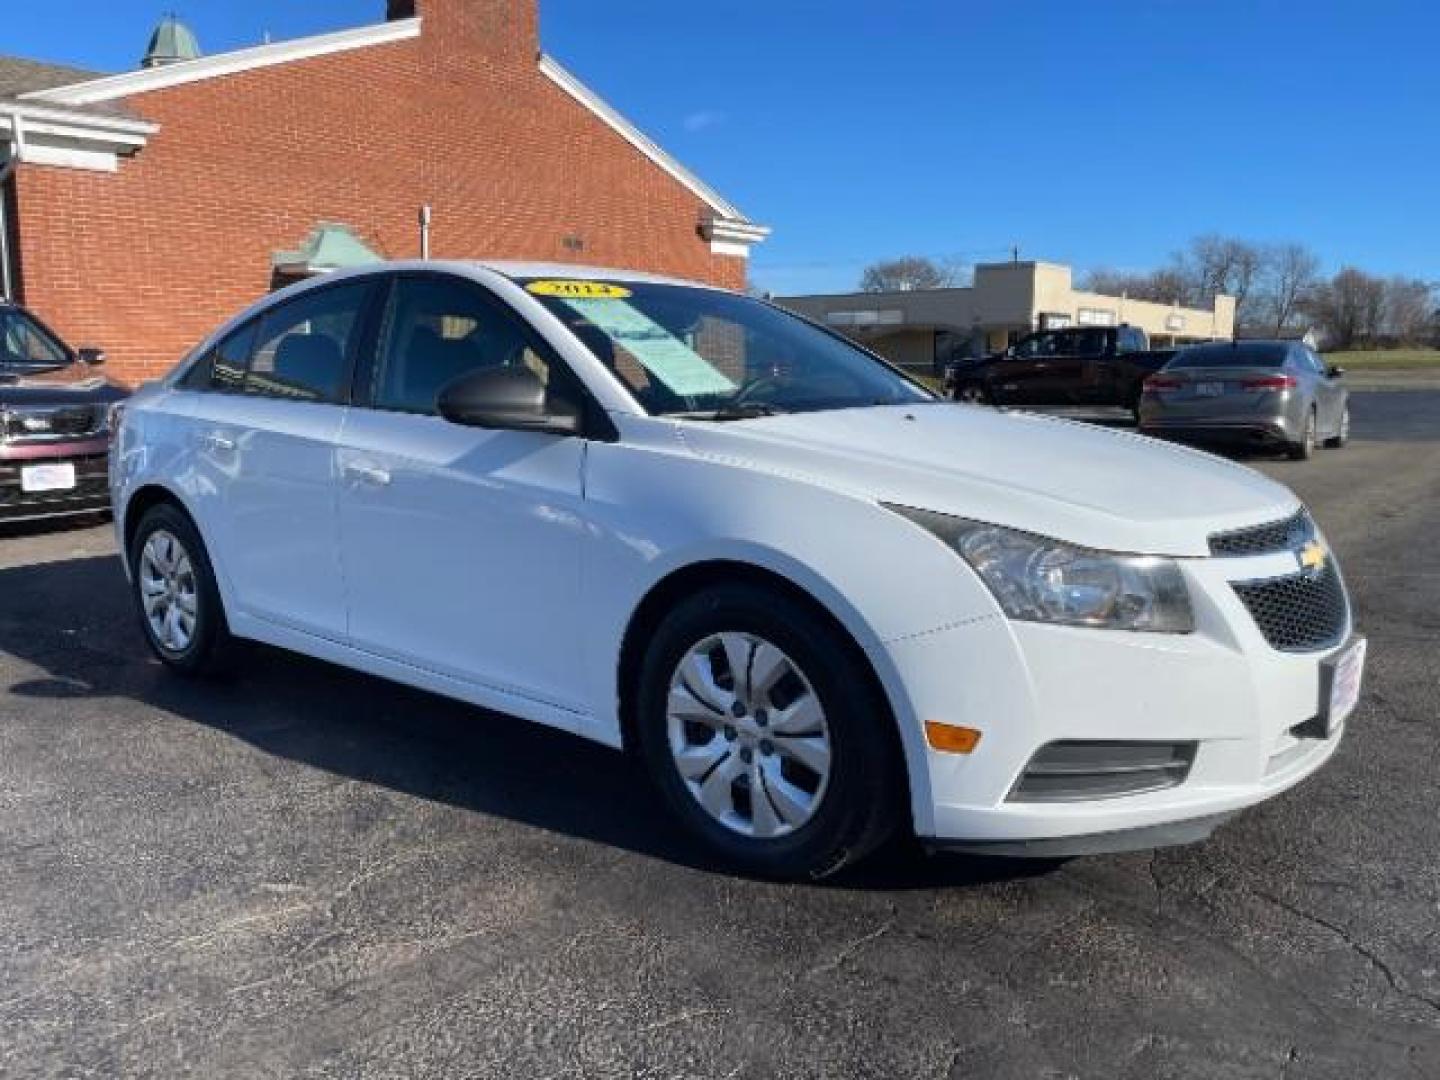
top-left (1328, 365), bottom-right (1345, 378)
top-left (436, 365), bottom-right (582, 436)
top-left (78, 347), bottom-right (106, 367)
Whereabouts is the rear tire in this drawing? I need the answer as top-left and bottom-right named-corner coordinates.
top-left (635, 584), bottom-right (904, 881)
top-left (1287, 408), bottom-right (1317, 461)
top-left (1324, 404), bottom-right (1350, 449)
top-left (128, 502), bottom-right (237, 677)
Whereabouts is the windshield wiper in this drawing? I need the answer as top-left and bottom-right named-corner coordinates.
top-left (669, 402), bottom-right (791, 422)
top-left (705, 402), bottom-right (790, 421)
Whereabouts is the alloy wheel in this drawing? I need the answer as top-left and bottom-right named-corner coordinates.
top-left (139, 529), bottom-right (199, 653)
top-left (665, 632), bottom-right (832, 839)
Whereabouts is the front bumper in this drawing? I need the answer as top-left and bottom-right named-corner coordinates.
top-left (0, 439), bottom-right (112, 523)
top-left (878, 549), bottom-right (1353, 853)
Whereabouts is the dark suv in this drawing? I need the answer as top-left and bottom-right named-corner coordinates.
top-left (0, 301), bottom-right (126, 524)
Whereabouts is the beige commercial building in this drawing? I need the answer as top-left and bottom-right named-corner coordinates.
top-left (779, 260), bottom-right (1236, 373)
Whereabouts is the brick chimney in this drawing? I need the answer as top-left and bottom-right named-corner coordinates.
top-left (387, 0), bottom-right (538, 62)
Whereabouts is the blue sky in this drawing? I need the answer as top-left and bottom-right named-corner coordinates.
top-left (9, 1), bottom-right (1438, 294)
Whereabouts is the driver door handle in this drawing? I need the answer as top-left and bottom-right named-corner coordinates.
top-left (343, 461), bottom-right (392, 487)
top-left (201, 432), bottom-right (236, 452)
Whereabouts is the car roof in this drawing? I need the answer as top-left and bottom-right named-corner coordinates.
top-left (353, 259), bottom-right (724, 292)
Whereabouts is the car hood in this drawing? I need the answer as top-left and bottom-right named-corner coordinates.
top-left (675, 403), bottom-right (1300, 556)
top-left (0, 364), bottom-right (127, 407)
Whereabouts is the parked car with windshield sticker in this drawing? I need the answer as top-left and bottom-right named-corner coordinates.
top-left (110, 262), bottom-right (1364, 879)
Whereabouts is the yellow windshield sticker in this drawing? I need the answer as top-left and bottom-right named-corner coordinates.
top-left (526, 280), bottom-right (633, 300)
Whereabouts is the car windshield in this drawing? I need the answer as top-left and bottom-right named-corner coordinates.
top-left (520, 278), bottom-right (934, 418)
top-left (1170, 343), bottom-right (1287, 369)
top-left (0, 307), bottom-right (70, 370)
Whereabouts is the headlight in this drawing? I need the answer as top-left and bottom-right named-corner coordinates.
top-left (887, 505), bottom-right (1194, 633)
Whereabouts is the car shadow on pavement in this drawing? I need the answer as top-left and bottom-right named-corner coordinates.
top-left (0, 552), bottom-right (1049, 892)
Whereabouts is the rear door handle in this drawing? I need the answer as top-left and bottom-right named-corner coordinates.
top-left (343, 462), bottom-right (392, 487)
top-left (202, 432), bottom-right (236, 452)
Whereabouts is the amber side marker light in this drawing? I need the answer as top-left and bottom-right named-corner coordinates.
top-left (925, 722), bottom-right (982, 755)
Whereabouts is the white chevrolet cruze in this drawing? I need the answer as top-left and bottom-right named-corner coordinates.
top-left (111, 263), bottom-right (1365, 879)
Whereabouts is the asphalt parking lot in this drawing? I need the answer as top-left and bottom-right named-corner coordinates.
top-left (2, 391), bottom-right (1438, 1079)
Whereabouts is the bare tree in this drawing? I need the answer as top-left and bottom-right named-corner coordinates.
top-left (1080, 267), bottom-right (1188, 304)
top-left (1260, 243), bottom-right (1320, 334)
top-left (1175, 234), bottom-right (1267, 321)
top-left (859, 257), bottom-right (956, 293)
top-left (1381, 277), bottom-right (1434, 343)
top-left (1309, 267), bottom-right (1388, 348)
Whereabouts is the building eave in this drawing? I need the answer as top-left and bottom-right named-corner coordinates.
top-left (538, 53), bottom-right (769, 256)
top-left (21, 17), bottom-right (422, 107)
top-left (1, 101), bottom-right (158, 170)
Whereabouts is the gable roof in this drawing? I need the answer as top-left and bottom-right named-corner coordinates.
top-left (0, 55), bottom-right (141, 120)
top-left (14, 17), bottom-right (763, 235)
top-left (0, 55), bottom-right (100, 100)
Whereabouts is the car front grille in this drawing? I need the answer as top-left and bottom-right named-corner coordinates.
top-left (1209, 508), bottom-right (1314, 557)
top-left (1, 405), bottom-right (105, 442)
top-left (1232, 561), bottom-right (1349, 652)
top-left (1008, 741), bottom-right (1197, 803)
top-left (0, 453), bottom-right (111, 518)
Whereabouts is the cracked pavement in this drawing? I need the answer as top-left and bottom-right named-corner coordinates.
top-left (1, 391), bottom-right (1438, 1078)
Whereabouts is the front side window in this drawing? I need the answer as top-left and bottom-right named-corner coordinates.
top-left (1013, 332), bottom-right (1056, 359)
top-left (375, 276), bottom-right (554, 415)
top-left (523, 280), bottom-right (932, 417)
top-left (183, 319), bottom-right (259, 392)
top-left (0, 308), bottom-right (69, 369)
top-left (244, 283), bottom-right (370, 403)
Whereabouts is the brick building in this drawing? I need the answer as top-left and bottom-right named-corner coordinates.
top-left (0, 0), bottom-right (768, 384)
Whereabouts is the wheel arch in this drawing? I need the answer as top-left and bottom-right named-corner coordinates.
top-left (615, 559), bottom-right (914, 814)
top-left (121, 483), bottom-right (196, 561)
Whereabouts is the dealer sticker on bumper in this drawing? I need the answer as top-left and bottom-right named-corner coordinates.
top-left (1322, 637), bottom-right (1367, 735)
top-left (20, 463), bottom-right (77, 494)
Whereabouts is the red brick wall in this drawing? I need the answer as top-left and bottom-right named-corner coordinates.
top-left (13, 0), bottom-right (749, 384)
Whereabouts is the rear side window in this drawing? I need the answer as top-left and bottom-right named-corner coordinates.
top-left (244, 283), bottom-right (371, 403)
top-left (1117, 328), bottom-right (1145, 354)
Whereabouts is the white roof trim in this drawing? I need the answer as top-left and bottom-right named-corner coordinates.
top-left (23, 17), bottom-right (421, 106)
top-left (1, 102), bottom-right (157, 155)
top-left (538, 54), bottom-right (756, 227)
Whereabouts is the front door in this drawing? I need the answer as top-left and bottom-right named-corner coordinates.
top-left (335, 273), bottom-right (588, 711)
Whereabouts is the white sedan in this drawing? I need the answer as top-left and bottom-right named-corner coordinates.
top-left (111, 262), bottom-right (1364, 879)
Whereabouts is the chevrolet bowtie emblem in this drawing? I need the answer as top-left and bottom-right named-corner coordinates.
top-left (1298, 540), bottom-right (1327, 573)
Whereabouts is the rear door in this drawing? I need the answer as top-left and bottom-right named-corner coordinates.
top-left (182, 279), bottom-right (379, 640)
top-left (1302, 347), bottom-right (1344, 435)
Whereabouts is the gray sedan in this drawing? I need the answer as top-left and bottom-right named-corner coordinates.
top-left (1137, 340), bottom-right (1350, 460)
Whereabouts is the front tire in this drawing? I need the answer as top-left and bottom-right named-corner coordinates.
top-left (128, 502), bottom-right (235, 677)
top-left (635, 584), bottom-right (903, 880)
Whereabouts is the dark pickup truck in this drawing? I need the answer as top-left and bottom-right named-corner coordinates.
top-left (944, 325), bottom-right (1175, 419)
top-left (1, 300), bottom-right (126, 524)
